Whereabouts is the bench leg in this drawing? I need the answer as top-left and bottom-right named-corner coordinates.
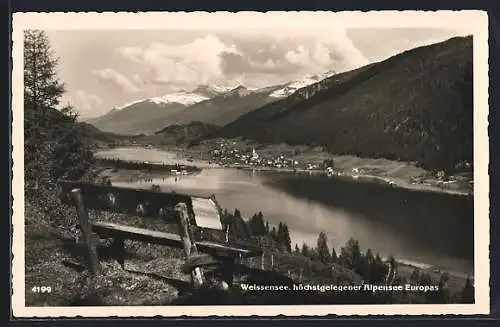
top-left (221, 262), bottom-right (234, 287)
top-left (71, 188), bottom-right (100, 276)
top-left (112, 237), bottom-right (125, 269)
top-left (191, 267), bottom-right (204, 287)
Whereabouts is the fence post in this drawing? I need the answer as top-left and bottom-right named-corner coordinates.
top-left (71, 188), bottom-right (100, 276)
top-left (175, 202), bottom-right (205, 288)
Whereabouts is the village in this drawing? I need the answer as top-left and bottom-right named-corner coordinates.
top-left (202, 139), bottom-right (473, 194)
top-left (207, 140), bottom-right (326, 173)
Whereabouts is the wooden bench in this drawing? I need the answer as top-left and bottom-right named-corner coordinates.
top-left (57, 180), bottom-right (262, 288)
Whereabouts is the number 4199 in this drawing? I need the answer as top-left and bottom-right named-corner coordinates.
top-left (32, 286), bottom-right (52, 293)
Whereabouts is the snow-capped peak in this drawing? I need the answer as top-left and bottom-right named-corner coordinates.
top-left (192, 84), bottom-right (237, 98)
top-left (115, 99), bottom-right (148, 110)
top-left (113, 90), bottom-right (210, 110)
top-left (269, 70), bottom-right (336, 98)
top-left (149, 91), bottom-right (209, 106)
top-left (223, 85), bottom-right (251, 97)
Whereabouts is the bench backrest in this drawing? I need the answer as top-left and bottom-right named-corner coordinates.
top-left (58, 180), bottom-right (222, 226)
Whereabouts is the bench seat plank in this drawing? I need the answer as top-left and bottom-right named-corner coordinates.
top-left (196, 240), bottom-right (263, 258)
top-left (90, 222), bottom-right (262, 258)
top-left (91, 221), bottom-right (183, 248)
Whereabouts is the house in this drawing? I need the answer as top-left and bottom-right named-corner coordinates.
top-left (252, 148), bottom-right (259, 161)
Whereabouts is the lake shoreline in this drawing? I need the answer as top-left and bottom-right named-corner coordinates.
top-left (97, 145), bottom-right (472, 197)
top-left (151, 143), bottom-right (473, 197)
top-left (230, 166), bottom-right (472, 197)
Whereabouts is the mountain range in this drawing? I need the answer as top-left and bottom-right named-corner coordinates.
top-left (89, 72), bottom-right (336, 135)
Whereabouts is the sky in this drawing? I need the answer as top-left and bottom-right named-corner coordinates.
top-left (44, 27), bottom-right (470, 119)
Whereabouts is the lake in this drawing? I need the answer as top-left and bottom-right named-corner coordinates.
top-left (97, 147), bottom-right (474, 275)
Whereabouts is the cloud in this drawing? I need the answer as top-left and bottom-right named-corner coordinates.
top-left (93, 68), bottom-right (140, 93)
top-left (112, 28), bottom-right (451, 91)
top-left (119, 35), bottom-right (241, 89)
top-left (65, 90), bottom-right (103, 118)
top-left (115, 30), bottom-right (373, 90)
top-left (387, 37), bottom-right (451, 56)
top-left (217, 29), bottom-right (371, 87)
top-left (281, 30), bottom-right (369, 75)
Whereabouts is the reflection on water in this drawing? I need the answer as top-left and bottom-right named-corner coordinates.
top-left (95, 147), bottom-right (218, 168)
top-left (99, 148), bottom-right (474, 275)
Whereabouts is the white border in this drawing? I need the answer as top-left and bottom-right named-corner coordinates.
top-left (11, 10), bottom-right (490, 317)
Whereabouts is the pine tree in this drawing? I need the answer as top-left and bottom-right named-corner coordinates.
top-left (24, 30), bottom-right (94, 187)
top-left (227, 208), bottom-right (252, 241)
top-left (24, 30), bottom-right (65, 110)
top-left (270, 226), bottom-right (276, 239)
top-left (386, 254), bottom-right (397, 285)
top-left (24, 30), bottom-right (65, 188)
top-left (256, 212), bottom-right (266, 235)
top-left (372, 253), bottom-right (388, 283)
top-left (433, 272), bottom-right (450, 304)
top-left (461, 276), bottom-right (474, 304)
top-left (331, 246), bottom-right (338, 263)
top-left (249, 214), bottom-right (258, 235)
top-left (282, 223), bottom-right (292, 252)
top-left (339, 238), bottom-right (362, 271)
top-left (301, 243), bottom-right (310, 257)
top-left (316, 232), bottom-right (331, 264)
top-left (294, 244), bottom-right (300, 254)
top-left (363, 248), bottom-right (375, 281)
top-left (276, 222), bottom-right (284, 249)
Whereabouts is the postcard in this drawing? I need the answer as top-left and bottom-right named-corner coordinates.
top-left (11, 10), bottom-right (490, 317)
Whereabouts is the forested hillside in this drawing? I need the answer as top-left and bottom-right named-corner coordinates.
top-left (211, 36), bottom-right (473, 173)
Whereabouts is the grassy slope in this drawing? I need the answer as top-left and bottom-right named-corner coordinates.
top-left (211, 36), bottom-right (473, 173)
top-left (25, 198), bottom-right (186, 306)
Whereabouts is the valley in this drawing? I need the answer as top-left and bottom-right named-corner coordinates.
top-left (22, 29), bottom-right (479, 307)
top-left (88, 36), bottom-right (473, 181)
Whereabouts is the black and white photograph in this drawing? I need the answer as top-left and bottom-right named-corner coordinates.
top-left (11, 11), bottom-right (490, 316)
